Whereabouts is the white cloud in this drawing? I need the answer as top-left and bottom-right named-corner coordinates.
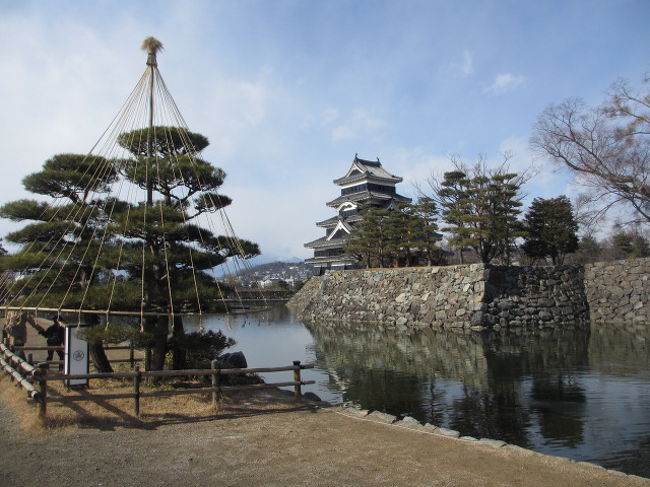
top-left (484, 73), bottom-right (525, 94)
top-left (445, 50), bottom-right (475, 78)
top-left (461, 51), bottom-right (475, 77)
top-left (384, 148), bottom-right (454, 194)
top-left (331, 109), bottom-right (386, 141)
top-left (225, 182), bottom-right (332, 259)
top-left (321, 108), bottom-right (339, 125)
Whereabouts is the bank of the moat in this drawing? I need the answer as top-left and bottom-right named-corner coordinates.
top-left (289, 257), bottom-right (649, 329)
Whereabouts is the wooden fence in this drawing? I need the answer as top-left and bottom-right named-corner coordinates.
top-left (15, 345), bottom-right (142, 368)
top-left (1, 342), bottom-right (315, 421)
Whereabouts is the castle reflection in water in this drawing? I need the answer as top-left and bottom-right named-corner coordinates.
top-left (186, 308), bottom-right (650, 478)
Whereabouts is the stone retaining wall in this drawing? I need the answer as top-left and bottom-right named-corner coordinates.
top-left (484, 265), bottom-right (588, 328)
top-left (288, 259), bottom-right (648, 329)
top-left (584, 257), bottom-right (650, 325)
top-left (290, 265), bottom-right (487, 329)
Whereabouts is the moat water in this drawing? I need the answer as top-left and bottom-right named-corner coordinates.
top-left (185, 307), bottom-right (650, 478)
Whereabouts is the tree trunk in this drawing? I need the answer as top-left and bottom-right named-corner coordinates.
top-left (89, 342), bottom-right (113, 373)
top-left (171, 315), bottom-right (186, 370)
top-left (150, 315), bottom-right (168, 371)
top-left (86, 314), bottom-right (113, 373)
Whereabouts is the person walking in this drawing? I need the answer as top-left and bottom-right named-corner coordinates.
top-left (3, 312), bottom-right (28, 359)
top-left (25, 314), bottom-right (65, 366)
top-left (41, 315), bottom-right (65, 362)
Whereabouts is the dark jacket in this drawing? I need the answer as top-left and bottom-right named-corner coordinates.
top-left (41, 324), bottom-right (65, 346)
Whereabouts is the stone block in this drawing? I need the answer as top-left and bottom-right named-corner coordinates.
top-left (478, 438), bottom-right (506, 448)
top-left (367, 411), bottom-right (397, 424)
top-left (400, 415), bottom-right (420, 424)
top-left (342, 407), bottom-right (369, 418)
top-left (421, 423), bottom-right (438, 433)
top-left (435, 427), bottom-right (460, 438)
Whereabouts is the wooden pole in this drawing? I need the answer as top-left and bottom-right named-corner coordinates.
top-left (293, 361), bottom-right (302, 398)
top-left (211, 359), bottom-right (220, 407)
top-left (36, 364), bottom-right (48, 421)
top-left (133, 365), bottom-right (141, 417)
top-left (129, 343), bottom-right (134, 368)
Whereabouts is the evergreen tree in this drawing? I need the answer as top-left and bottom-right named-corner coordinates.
top-left (0, 129), bottom-right (259, 371)
top-left (570, 235), bottom-right (602, 264)
top-left (611, 231), bottom-right (650, 259)
top-left (346, 200), bottom-right (442, 268)
top-left (522, 196), bottom-right (579, 265)
top-left (401, 198), bottom-right (443, 266)
top-left (432, 162), bottom-right (524, 264)
top-left (0, 154), bottom-right (120, 308)
top-left (113, 126), bottom-right (258, 370)
top-left (346, 207), bottom-right (392, 268)
top-left (0, 153), bottom-right (120, 371)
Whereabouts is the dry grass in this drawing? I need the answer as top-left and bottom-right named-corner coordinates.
top-left (2, 366), bottom-right (313, 434)
top-left (0, 375), bottom-right (43, 433)
top-left (1, 316), bottom-right (310, 433)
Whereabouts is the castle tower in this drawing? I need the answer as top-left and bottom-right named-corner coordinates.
top-left (304, 154), bottom-right (411, 273)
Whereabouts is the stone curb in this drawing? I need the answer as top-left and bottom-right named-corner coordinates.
top-left (366, 411), bottom-right (398, 424)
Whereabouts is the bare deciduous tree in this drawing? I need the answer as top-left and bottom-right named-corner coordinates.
top-left (531, 75), bottom-right (650, 225)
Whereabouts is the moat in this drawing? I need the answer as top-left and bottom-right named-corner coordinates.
top-left (185, 307), bottom-right (650, 478)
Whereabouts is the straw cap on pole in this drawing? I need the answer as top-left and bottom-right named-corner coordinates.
top-left (142, 37), bottom-right (163, 67)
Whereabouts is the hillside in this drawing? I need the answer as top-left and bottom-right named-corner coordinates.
top-left (233, 260), bottom-right (313, 285)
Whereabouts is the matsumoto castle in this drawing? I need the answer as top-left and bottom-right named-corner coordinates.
top-left (304, 154), bottom-right (410, 274)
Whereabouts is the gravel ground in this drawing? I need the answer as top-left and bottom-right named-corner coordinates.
top-left (1, 382), bottom-right (649, 487)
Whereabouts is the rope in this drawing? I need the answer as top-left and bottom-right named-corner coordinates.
top-left (1, 45), bottom-right (267, 327)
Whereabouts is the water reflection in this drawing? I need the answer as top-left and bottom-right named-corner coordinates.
top-left (304, 320), bottom-right (649, 476)
top-left (186, 309), bottom-right (650, 477)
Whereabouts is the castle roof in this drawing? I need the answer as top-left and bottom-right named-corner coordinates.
top-left (305, 254), bottom-right (357, 266)
top-left (316, 213), bottom-right (363, 228)
top-left (333, 155), bottom-right (403, 186)
top-left (304, 235), bottom-right (350, 249)
top-left (326, 190), bottom-right (411, 208)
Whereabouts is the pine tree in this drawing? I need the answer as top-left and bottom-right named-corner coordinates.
top-left (398, 198), bottom-right (442, 266)
top-left (113, 126), bottom-right (259, 369)
top-left (0, 154), bottom-right (120, 370)
top-left (522, 196), bottom-right (579, 265)
top-left (346, 207), bottom-right (392, 268)
top-left (0, 129), bottom-right (259, 371)
top-left (433, 163), bottom-right (524, 264)
top-left (346, 200), bottom-right (442, 268)
top-left (611, 231), bottom-right (650, 259)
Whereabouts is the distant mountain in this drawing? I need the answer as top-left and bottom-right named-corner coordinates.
top-left (231, 260), bottom-right (314, 285)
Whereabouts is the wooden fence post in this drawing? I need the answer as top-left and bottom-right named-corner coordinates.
top-left (129, 344), bottom-right (134, 369)
top-left (36, 364), bottom-right (48, 421)
top-left (133, 365), bottom-right (141, 417)
top-left (211, 360), bottom-right (221, 407)
top-left (293, 361), bottom-right (302, 398)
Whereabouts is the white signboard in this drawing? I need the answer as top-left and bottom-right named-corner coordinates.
top-left (64, 325), bottom-right (89, 387)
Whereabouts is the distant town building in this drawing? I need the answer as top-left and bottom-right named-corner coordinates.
top-left (304, 154), bottom-right (411, 273)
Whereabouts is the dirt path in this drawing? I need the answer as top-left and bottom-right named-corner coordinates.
top-left (0, 387), bottom-right (648, 487)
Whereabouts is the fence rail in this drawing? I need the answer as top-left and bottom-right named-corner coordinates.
top-left (15, 344), bottom-right (142, 367)
top-left (1, 342), bottom-right (315, 421)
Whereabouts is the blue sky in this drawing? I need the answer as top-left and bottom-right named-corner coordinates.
top-left (0, 0), bottom-right (648, 261)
